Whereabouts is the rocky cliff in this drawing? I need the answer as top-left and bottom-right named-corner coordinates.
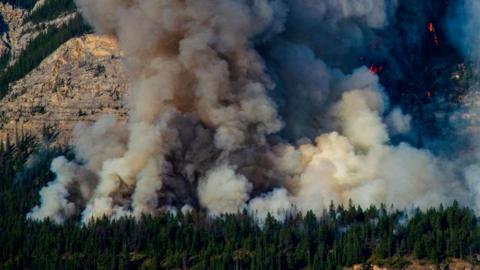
top-left (0, 34), bottom-right (128, 142)
top-left (0, 1), bottom-right (125, 142)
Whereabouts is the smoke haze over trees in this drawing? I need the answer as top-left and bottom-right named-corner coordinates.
top-left (1, 136), bottom-right (480, 269)
top-left (23, 0), bottom-right (480, 225)
top-left (2, 0), bottom-right (480, 268)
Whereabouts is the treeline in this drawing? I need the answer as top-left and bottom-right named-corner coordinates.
top-left (0, 136), bottom-right (480, 269)
top-left (27, 0), bottom-right (77, 24)
top-left (0, 14), bottom-right (91, 99)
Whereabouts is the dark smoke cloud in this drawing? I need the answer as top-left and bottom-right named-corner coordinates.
top-left (27, 0), bottom-right (480, 224)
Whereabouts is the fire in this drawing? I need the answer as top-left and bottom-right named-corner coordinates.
top-left (428, 22), bottom-right (439, 46)
top-left (369, 64), bottom-right (384, 74)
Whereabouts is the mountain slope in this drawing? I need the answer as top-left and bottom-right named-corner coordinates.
top-left (0, 34), bottom-right (128, 142)
top-left (0, 0), bottom-right (128, 142)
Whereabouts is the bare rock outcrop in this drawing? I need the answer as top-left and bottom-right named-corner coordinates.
top-left (0, 34), bottom-right (128, 142)
top-left (348, 258), bottom-right (480, 270)
top-left (0, 2), bottom-right (27, 58)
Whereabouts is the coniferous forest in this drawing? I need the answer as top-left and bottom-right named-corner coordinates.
top-left (1, 1), bottom-right (480, 269)
top-left (0, 135), bottom-right (479, 269)
top-left (27, 0), bottom-right (77, 24)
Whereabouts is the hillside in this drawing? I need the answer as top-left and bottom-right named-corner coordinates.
top-left (3, 1), bottom-right (480, 269)
top-left (0, 0), bottom-right (128, 142)
top-left (0, 34), bottom-right (128, 142)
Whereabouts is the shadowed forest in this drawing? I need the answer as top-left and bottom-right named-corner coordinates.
top-left (1, 135), bottom-right (479, 269)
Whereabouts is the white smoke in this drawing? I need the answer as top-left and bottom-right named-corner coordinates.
top-left (386, 108), bottom-right (411, 135)
top-left (27, 0), bottom-right (478, 224)
top-left (198, 165), bottom-right (253, 216)
top-left (276, 73), bottom-right (463, 216)
top-left (248, 188), bottom-right (292, 223)
top-left (27, 156), bottom-right (96, 223)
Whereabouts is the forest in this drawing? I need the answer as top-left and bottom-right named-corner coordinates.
top-left (0, 0), bottom-right (479, 269)
top-left (27, 0), bottom-right (77, 24)
top-left (0, 134), bottom-right (479, 269)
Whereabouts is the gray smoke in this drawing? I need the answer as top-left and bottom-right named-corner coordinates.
top-left (27, 0), bottom-right (479, 224)
top-left (447, 0), bottom-right (480, 64)
top-left (446, 0), bottom-right (480, 216)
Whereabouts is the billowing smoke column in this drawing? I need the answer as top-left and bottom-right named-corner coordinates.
top-left (28, 0), bottom-right (478, 224)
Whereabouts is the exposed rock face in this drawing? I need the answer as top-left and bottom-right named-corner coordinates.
top-left (0, 3), bottom-right (114, 143)
top-left (0, 34), bottom-right (128, 142)
top-left (0, 2), bottom-right (77, 63)
top-left (0, 2), bottom-right (28, 58)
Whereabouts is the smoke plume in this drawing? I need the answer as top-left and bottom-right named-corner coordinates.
top-left (27, 0), bottom-right (480, 224)
top-left (447, 0), bottom-right (480, 64)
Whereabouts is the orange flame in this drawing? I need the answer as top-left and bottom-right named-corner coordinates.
top-left (428, 22), bottom-right (439, 46)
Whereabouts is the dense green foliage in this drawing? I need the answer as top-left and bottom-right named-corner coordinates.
top-left (28, 0), bottom-right (77, 24)
top-left (0, 15), bottom-right (91, 99)
top-left (0, 0), bottom-right (37, 10)
top-left (1, 136), bottom-right (480, 269)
